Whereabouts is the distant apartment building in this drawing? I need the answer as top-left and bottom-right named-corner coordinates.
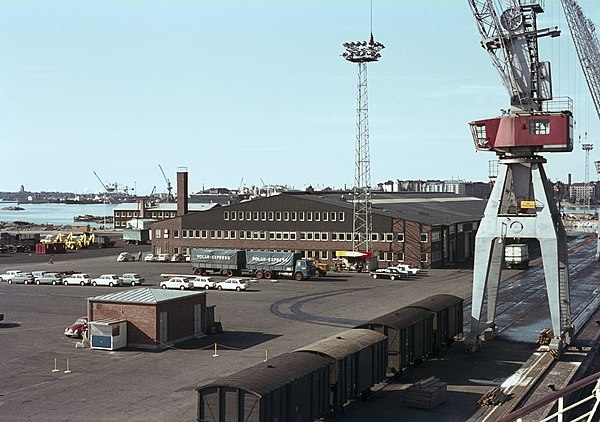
top-left (379, 179), bottom-right (479, 197)
top-left (569, 182), bottom-right (600, 205)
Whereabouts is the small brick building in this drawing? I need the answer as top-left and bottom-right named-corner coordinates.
top-left (87, 288), bottom-right (207, 350)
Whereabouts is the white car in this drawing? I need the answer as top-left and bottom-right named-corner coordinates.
top-left (143, 254), bottom-right (156, 262)
top-left (216, 278), bottom-right (249, 291)
top-left (91, 274), bottom-right (122, 287)
top-left (392, 264), bottom-right (421, 276)
top-left (1, 270), bottom-right (22, 282)
top-left (190, 276), bottom-right (216, 290)
top-left (63, 273), bottom-right (92, 286)
top-left (156, 253), bottom-right (171, 262)
top-left (160, 277), bottom-right (193, 290)
top-left (117, 252), bottom-right (136, 262)
top-left (121, 273), bottom-right (145, 286)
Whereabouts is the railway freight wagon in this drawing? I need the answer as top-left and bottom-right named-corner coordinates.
top-left (191, 249), bottom-right (315, 280)
top-left (357, 308), bottom-right (434, 376)
top-left (295, 328), bottom-right (388, 415)
top-left (404, 294), bottom-right (464, 353)
top-left (196, 352), bottom-right (332, 422)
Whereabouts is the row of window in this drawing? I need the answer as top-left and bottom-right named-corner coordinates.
top-left (223, 210), bottom-right (346, 223)
top-left (154, 228), bottom-right (430, 243)
top-left (115, 210), bottom-right (176, 219)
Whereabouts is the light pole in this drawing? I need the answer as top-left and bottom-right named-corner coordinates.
top-left (342, 33), bottom-right (384, 253)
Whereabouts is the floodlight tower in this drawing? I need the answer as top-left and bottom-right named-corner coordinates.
top-left (342, 34), bottom-right (384, 253)
top-left (582, 143), bottom-right (593, 209)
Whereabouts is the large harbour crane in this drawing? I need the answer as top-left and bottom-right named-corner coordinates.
top-left (158, 164), bottom-right (175, 203)
top-left (560, 0), bottom-right (600, 261)
top-left (93, 171), bottom-right (117, 193)
top-left (466, 0), bottom-right (574, 356)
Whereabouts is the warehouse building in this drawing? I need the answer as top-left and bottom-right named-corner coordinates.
top-left (148, 171), bottom-right (485, 269)
top-left (87, 288), bottom-right (207, 350)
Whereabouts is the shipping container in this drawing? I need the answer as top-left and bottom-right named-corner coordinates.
top-left (295, 328), bottom-right (388, 414)
top-left (404, 294), bottom-right (464, 353)
top-left (357, 308), bottom-right (434, 376)
top-left (197, 352), bottom-right (332, 422)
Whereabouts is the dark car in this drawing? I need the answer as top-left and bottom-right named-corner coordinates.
top-left (64, 316), bottom-right (88, 338)
top-left (370, 268), bottom-right (407, 281)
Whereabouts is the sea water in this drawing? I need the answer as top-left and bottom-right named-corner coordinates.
top-left (0, 202), bottom-right (118, 226)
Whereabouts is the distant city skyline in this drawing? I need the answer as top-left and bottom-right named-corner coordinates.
top-left (2, 1), bottom-right (599, 194)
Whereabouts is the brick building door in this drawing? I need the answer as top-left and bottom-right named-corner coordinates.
top-left (159, 311), bottom-right (168, 344)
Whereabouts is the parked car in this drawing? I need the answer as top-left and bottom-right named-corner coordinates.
top-left (64, 316), bottom-right (88, 338)
top-left (190, 276), bottom-right (216, 290)
top-left (7, 272), bottom-right (35, 284)
top-left (370, 268), bottom-right (406, 280)
top-left (160, 277), bottom-right (193, 290)
top-left (143, 254), bottom-right (156, 262)
top-left (32, 271), bottom-right (47, 282)
top-left (91, 274), bottom-right (122, 287)
top-left (391, 264), bottom-right (421, 276)
top-left (216, 278), bottom-right (250, 291)
top-left (156, 253), bottom-right (171, 262)
top-left (1, 270), bottom-right (22, 282)
top-left (117, 252), bottom-right (136, 262)
top-left (36, 272), bottom-right (64, 285)
top-left (121, 273), bottom-right (145, 286)
top-left (63, 273), bottom-right (92, 286)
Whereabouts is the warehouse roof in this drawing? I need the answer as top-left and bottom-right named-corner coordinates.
top-left (197, 352), bottom-right (333, 397)
top-left (296, 191), bottom-right (485, 226)
top-left (87, 288), bottom-right (205, 305)
top-left (295, 329), bottom-right (386, 360)
top-left (404, 294), bottom-right (464, 313)
top-left (113, 202), bottom-right (218, 212)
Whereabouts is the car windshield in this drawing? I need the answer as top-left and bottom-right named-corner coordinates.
top-left (75, 318), bottom-right (87, 325)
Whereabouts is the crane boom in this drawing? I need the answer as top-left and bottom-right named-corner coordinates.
top-left (561, 0), bottom-right (600, 121)
top-left (158, 164), bottom-right (175, 202)
top-left (468, 0), bottom-right (559, 112)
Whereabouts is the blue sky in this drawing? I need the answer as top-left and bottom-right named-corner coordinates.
top-left (1, 1), bottom-right (599, 195)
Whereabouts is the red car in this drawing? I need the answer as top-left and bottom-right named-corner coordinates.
top-left (64, 316), bottom-right (88, 338)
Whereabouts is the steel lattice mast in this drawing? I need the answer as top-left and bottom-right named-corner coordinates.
top-left (342, 34), bottom-right (384, 253)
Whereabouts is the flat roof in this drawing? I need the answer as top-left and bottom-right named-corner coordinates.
top-left (87, 288), bottom-right (206, 305)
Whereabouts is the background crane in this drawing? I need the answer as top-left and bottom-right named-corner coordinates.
top-left (158, 164), bottom-right (175, 202)
top-left (93, 171), bottom-right (116, 193)
top-left (560, 0), bottom-right (600, 261)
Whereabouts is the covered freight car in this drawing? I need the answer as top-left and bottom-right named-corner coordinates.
top-left (196, 352), bottom-right (333, 422)
top-left (357, 308), bottom-right (434, 376)
top-left (295, 328), bottom-right (388, 415)
top-left (404, 294), bottom-right (464, 353)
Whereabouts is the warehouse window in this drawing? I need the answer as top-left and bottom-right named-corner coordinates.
top-left (276, 211), bottom-right (282, 221)
top-left (163, 229), bottom-right (169, 238)
top-left (307, 232), bottom-right (314, 241)
top-left (338, 212), bottom-right (345, 222)
top-left (385, 233), bottom-right (393, 242)
top-left (314, 232), bottom-right (320, 241)
top-left (238, 211), bottom-right (244, 221)
top-left (332, 233), bottom-right (338, 241)
top-left (284, 211), bottom-right (289, 221)
top-left (269, 232), bottom-right (275, 240)
top-left (420, 233), bottom-right (428, 243)
top-left (379, 252), bottom-right (393, 262)
top-left (321, 232), bottom-right (328, 241)
top-left (174, 230), bottom-right (179, 238)
top-left (396, 252), bottom-right (404, 262)
top-left (315, 212), bottom-right (320, 221)
top-left (223, 231), bottom-right (229, 239)
top-left (299, 212), bottom-right (305, 221)
top-left (245, 211), bottom-right (251, 220)
top-left (201, 230), bottom-right (207, 238)
top-left (224, 211), bottom-right (229, 220)
top-left (331, 212), bottom-right (337, 221)
top-left (300, 232), bottom-right (306, 240)
top-left (240, 231), bottom-right (246, 239)
top-left (371, 233), bottom-right (379, 242)
top-left (246, 230), bottom-right (252, 239)
top-left (231, 212), bottom-right (236, 221)
top-left (283, 232), bottom-right (290, 240)
top-left (320, 250), bottom-right (329, 260)
top-left (155, 229), bottom-right (161, 239)
top-left (253, 211), bottom-right (259, 221)
top-left (397, 233), bottom-right (405, 242)
top-left (307, 212), bottom-right (313, 221)
top-left (432, 231), bottom-right (441, 242)
top-left (268, 211), bottom-right (274, 221)
top-left (421, 253), bottom-right (428, 263)
top-left (276, 232), bottom-right (282, 240)
top-left (323, 212), bottom-right (328, 222)
top-left (290, 232), bottom-right (297, 240)
top-left (291, 211), bottom-right (297, 221)
top-left (182, 230), bottom-right (188, 239)
top-left (260, 211), bottom-right (266, 221)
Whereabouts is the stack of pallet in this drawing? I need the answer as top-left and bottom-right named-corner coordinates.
top-left (405, 377), bottom-right (448, 409)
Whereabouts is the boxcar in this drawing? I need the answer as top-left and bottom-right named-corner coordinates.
top-left (196, 352), bottom-right (333, 422)
top-left (295, 328), bottom-right (388, 414)
top-left (357, 308), bottom-right (434, 375)
top-left (404, 294), bottom-right (464, 353)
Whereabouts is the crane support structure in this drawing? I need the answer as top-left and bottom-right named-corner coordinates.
top-left (466, 0), bottom-right (573, 357)
top-left (158, 164), bottom-right (175, 203)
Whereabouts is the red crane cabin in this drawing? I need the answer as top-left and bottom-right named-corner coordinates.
top-left (470, 111), bottom-right (573, 153)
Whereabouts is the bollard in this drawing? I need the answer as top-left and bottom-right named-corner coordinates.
top-left (52, 357), bottom-right (59, 372)
top-left (64, 358), bottom-right (72, 374)
top-left (264, 349), bottom-right (269, 362)
top-left (212, 343), bottom-right (219, 357)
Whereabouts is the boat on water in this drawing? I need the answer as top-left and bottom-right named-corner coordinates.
top-left (1, 206), bottom-right (25, 211)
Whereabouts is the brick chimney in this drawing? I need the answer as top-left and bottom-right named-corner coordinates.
top-left (177, 167), bottom-right (189, 216)
top-left (138, 199), bottom-right (146, 219)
